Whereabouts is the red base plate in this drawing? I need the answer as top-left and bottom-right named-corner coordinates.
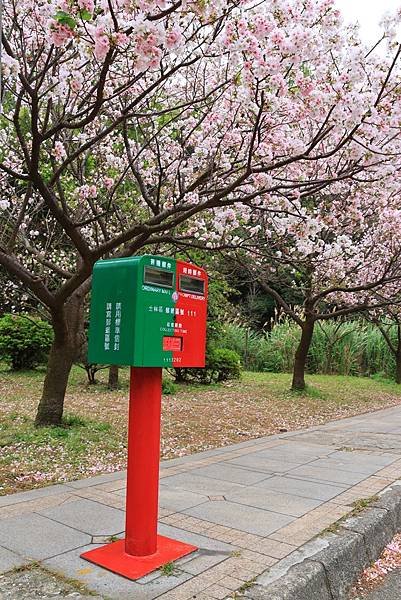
top-left (80, 535), bottom-right (197, 580)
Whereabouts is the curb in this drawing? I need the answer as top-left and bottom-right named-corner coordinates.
top-left (245, 484), bottom-right (401, 600)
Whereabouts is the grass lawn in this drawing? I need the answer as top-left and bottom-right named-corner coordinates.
top-left (1, 365), bottom-right (401, 495)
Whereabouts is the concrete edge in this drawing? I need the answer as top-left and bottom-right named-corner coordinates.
top-left (245, 484), bottom-right (401, 600)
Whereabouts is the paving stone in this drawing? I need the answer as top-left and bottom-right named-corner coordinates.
top-left (268, 502), bottom-right (352, 546)
top-left (294, 430), bottom-right (401, 452)
top-left (39, 498), bottom-right (125, 536)
top-left (329, 451), bottom-right (398, 467)
top-left (256, 539), bottom-right (296, 560)
top-left (64, 471), bottom-right (126, 489)
top-left (254, 475), bottom-right (345, 501)
top-left (188, 464), bottom-right (272, 486)
top-left (251, 449), bottom-right (320, 464)
top-left (161, 448), bottom-right (226, 467)
top-left (288, 465), bottom-right (367, 486)
top-left (215, 438), bottom-right (280, 453)
top-left (0, 493), bottom-right (79, 521)
top-left (217, 575), bottom-right (244, 591)
top-left (73, 487), bottom-right (125, 510)
top-left (226, 455), bottom-right (302, 474)
top-left (0, 545), bottom-right (29, 573)
top-left (161, 473), bottom-right (246, 496)
top-left (93, 480), bottom-right (127, 493)
top-left (178, 549), bottom-right (232, 576)
top-left (43, 544), bottom-right (192, 600)
top-left (0, 485), bottom-right (71, 508)
top-left (205, 583), bottom-right (232, 598)
top-left (330, 476), bottom-right (394, 506)
top-left (309, 458), bottom-right (382, 476)
top-left (158, 523), bottom-right (234, 553)
top-left (225, 486), bottom-right (322, 517)
top-left (0, 513), bottom-right (91, 560)
top-left (259, 442), bottom-right (335, 458)
top-left (159, 485), bottom-right (209, 512)
top-left (256, 537), bottom-right (330, 586)
top-left (184, 501), bottom-right (295, 536)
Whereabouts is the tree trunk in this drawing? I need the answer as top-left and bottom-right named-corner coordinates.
top-left (174, 368), bottom-right (186, 383)
top-left (292, 317), bottom-right (315, 391)
top-left (108, 365), bottom-right (119, 389)
top-left (86, 364), bottom-right (98, 385)
top-left (396, 352), bottom-right (401, 385)
top-left (396, 325), bottom-right (401, 385)
top-left (35, 293), bottom-right (85, 426)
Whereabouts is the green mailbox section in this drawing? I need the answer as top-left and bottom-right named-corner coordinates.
top-left (88, 255), bottom-right (208, 368)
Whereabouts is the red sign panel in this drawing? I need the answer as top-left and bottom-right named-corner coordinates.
top-left (163, 336), bottom-right (183, 352)
top-left (173, 261), bottom-right (208, 368)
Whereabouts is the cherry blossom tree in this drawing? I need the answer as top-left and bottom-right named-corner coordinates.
top-left (1, 0), bottom-right (401, 424)
top-left (216, 179), bottom-right (401, 390)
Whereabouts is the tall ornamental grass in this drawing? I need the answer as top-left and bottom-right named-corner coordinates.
top-left (219, 321), bottom-right (397, 379)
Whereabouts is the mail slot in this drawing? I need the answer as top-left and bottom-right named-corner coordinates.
top-left (88, 255), bottom-right (208, 367)
top-left (144, 267), bottom-right (174, 289)
top-left (179, 275), bottom-right (205, 295)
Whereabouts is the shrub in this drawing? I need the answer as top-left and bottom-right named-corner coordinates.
top-left (162, 378), bottom-right (177, 395)
top-left (174, 347), bottom-right (241, 384)
top-left (217, 320), bottom-right (401, 379)
top-left (0, 314), bottom-right (53, 370)
top-left (208, 347), bottom-right (241, 381)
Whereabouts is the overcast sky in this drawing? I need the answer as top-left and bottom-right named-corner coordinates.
top-left (335, 0), bottom-right (400, 44)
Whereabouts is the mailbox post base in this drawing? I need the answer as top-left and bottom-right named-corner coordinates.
top-left (81, 535), bottom-right (197, 580)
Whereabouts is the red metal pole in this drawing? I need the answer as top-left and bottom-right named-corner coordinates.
top-left (81, 365), bottom-right (196, 578)
top-left (125, 367), bottom-right (162, 557)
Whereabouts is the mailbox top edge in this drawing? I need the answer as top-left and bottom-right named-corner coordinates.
top-left (93, 255), bottom-right (153, 269)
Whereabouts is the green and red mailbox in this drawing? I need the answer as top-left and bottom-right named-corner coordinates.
top-left (81, 256), bottom-right (208, 580)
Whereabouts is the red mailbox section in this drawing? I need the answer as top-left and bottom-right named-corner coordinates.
top-left (170, 260), bottom-right (208, 368)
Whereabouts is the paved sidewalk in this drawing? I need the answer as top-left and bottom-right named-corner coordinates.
top-left (3, 405), bottom-right (401, 599)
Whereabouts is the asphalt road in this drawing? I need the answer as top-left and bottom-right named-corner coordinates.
top-left (354, 569), bottom-right (401, 599)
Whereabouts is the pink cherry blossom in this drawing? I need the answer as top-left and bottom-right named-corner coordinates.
top-left (79, 185), bottom-right (97, 200)
top-left (52, 141), bottom-right (67, 162)
top-left (49, 21), bottom-right (74, 47)
top-left (94, 27), bottom-right (110, 60)
top-left (78, 0), bottom-right (94, 13)
top-left (166, 27), bottom-right (183, 49)
top-left (114, 32), bottom-right (128, 46)
top-left (104, 177), bottom-right (114, 189)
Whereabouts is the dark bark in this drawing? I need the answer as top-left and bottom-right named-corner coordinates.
top-left (396, 351), bottom-right (401, 385)
top-left (174, 368), bottom-right (186, 383)
top-left (35, 336), bottom-right (75, 425)
top-left (396, 325), bottom-right (401, 385)
top-left (85, 364), bottom-right (98, 385)
top-left (108, 365), bottom-right (119, 389)
top-left (35, 293), bottom-right (85, 426)
top-left (292, 316), bottom-right (315, 390)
